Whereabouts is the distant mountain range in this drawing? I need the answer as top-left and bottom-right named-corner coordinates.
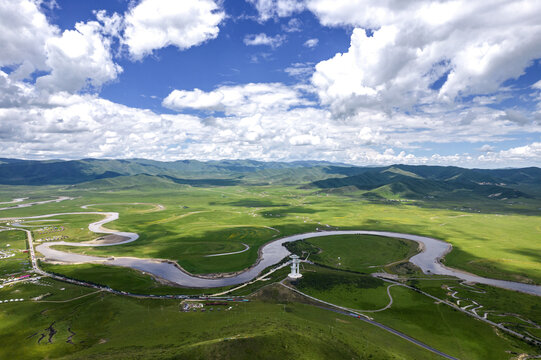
top-left (0, 158), bottom-right (540, 201)
top-left (308, 165), bottom-right (541, 200)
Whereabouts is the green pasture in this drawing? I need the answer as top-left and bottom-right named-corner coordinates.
top-left (0, 280), bottom-right (444, 360)
top-left (28, 214), bottom-right (104, 244)
top-left (0, 229), bottom-right (30, 276)
top-left (294, 265), bottom-right (392, 310)
top-left (0, 229), bottom-right (27, 250)
top-left (409, 279), bottom-right (541, 332)
top-left (0, 183), bottom-right (539, 284)
top-left (370, 285), bottom-right (538, 359)
top-left (40, 262), bottom-right (235, 296)
top-left (288, 234), bottom-right (419, 273)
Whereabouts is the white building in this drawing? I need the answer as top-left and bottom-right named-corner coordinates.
top-left (288, 254), bottom-right (302, 279)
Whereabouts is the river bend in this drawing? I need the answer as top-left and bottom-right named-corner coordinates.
top-left (2, 211), bottom-right (540, 294)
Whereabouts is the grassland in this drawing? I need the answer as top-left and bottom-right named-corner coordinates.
top-left (408, 279), bottom-right (541, 338)
top-left (1, 183), bottom-right (540, 282)
top-left (0, 180), bottom-right (540, 358)
top-left (287, 234), bottom-right (419, 273)
top-left (40, 262), bottom-right (235, 296)
top-left (0, 279), bottom-right (446, 360)
top-left (11, 185), bottom-right (534, 284)
top-left (291, 265), bottom-right (540, 359)
top-left (0, 229), bottom-right (31, 276)
top-left (295, 265), bottom-right (391, 310)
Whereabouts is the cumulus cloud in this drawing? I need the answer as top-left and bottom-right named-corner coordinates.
top-left (289, 133), bottom-right (321, 146)
top-left (0, 0), bottom-right (59, 74)
top-left (499, 109), bottom-right (530, 126)
top-left (304, 38), bottom-right (319, 48)
top-left (283, 18), bottom-right (302, 32)
top-left (123, 0), bottom-right (224, 60)
top-left (284, 62), bottom-right (314, 80)
top-left (478, 144), bottom-right (495, 152)
top-left (308, 0), bottom-right (541, 114)
top-left (163, 83), bottom-right (312, 116)
top-left (478, 142), bottom-right (541, 167)
top-left (247, 0), bottom-right (304, 21)
top-left (244, 33), bottom-right (286, 48)
top-left (1, 0), bottom-right (541, 168)
top-left (36, 20), bottom-right (122, 93)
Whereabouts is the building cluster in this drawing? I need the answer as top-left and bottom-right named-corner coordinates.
top-left (36, 235), bottom-right (68, 242)
top-left (35, 226), bottom-right (65, 234)
top-left (180, 301), bottom-right (233, 312)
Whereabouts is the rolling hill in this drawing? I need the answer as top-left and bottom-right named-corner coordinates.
top-left (0, 159), bottom-right (539, 201)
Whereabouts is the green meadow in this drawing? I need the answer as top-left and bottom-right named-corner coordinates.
top-left (10, 184), bottom-right (537, 284)
top-left (0, 279), bottom-right (445, 360)
top-left (0, 179), bottom-right (540, 359)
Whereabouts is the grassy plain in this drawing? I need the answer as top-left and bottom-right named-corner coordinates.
top-left (288, 234), bottom-right (419, 273)
top-left (0, 181), bottom-right (540, 358)
top-left (0, 229), bottom-right (31, 276)
top-left (369, 285), bottom-right (537, 359)
top-left (292, 269), bottom-right (539, 359)
top-left (40, 262), bottom-right (235, 296)
top-left (0, 279), bottom-right (445, 360)
top-left (0, 184), bottom-right (535, 284)
top-left (295, 265), bottom-right (391, 310)
top-left (408, 279), bottom-right (541, 337)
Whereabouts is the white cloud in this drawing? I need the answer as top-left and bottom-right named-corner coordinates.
top-left (36, 20), bottom-right (122, 93)
top-left (283, 18), bottom-right (302, 32)
top-left (478, 142), bottom-right (541, 167)
top-left (123, 0), bottom-right (224, 60)
top-left (289, 134), bottom-right (321, 146)
top-left (0, 70), bottom-right (39, 108)
top-left (478, 144), bottom-right (495, 152)
top-left (163, 83), bottom-right (312, 116)
top-left (308, 0), bottom-right (541, 115)
top-left (247, 0), bottom-right (304, 21)
top-left (1, 0), bottom-right (541, 168)
top-left (499, 109), bottom-right (530, 126)
top-left (304, 38), bottom-right (319, 48)
top-left (94, 10), bottom-right (123, 38)
top-left (533, 80), bottom-right (541, 90)
top-left (0, 0), bottom-right (59, 73)
top-left (284, 62), bottom-right (314, 79)
top-left (244, 33), bottom-right (286, 48)
top-left (1, 73), bottom-right (540, 167)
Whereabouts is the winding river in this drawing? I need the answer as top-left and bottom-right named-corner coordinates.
top-left (0, 196), bottom-right (73, 211)
top-left (2, 210), bottom-right (540, 295)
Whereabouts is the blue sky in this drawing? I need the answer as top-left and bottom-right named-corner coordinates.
top-left (1, 0), bottom-right (541, 167)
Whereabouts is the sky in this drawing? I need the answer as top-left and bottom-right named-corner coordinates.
top-left (1, 0), bottom-right (541, 168)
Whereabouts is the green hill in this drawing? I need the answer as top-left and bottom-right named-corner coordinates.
top-left (0, 159), bottom-right (539, 201)
top-left (310, 165), bottom-right (532, 200)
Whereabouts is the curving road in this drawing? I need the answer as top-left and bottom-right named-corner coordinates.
top-left (204, 243), bottom-right (250, 257)
top-left (2, 210), bottom-right (541, 294)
